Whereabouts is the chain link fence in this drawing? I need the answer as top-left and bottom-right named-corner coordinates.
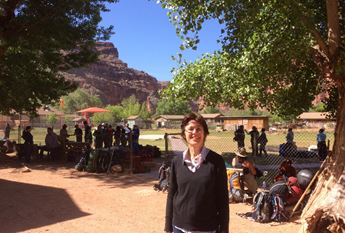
top-left (164, 129), bottom-right (334, 186)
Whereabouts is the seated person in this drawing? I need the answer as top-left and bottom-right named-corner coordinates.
top-left (43, 127), bottom-right (62, 160)
top-left (275, 159), bottom-right (297, 182)
top-left (232, 147), bottom-right (262, 194)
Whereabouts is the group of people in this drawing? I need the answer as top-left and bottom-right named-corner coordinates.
top-left (18, 120), bottom-right (140, 163)
top-left (233, 125), bottom-right (268, 156)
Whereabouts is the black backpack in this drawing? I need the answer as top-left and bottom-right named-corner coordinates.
top-left (252, 191), bottom-right (273, 223)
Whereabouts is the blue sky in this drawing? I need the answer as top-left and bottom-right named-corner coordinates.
top-left (100, 0), bottom-right (222, 81)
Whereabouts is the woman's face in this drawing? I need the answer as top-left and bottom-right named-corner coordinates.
top-left (184, 120), bottom-right (205, 148)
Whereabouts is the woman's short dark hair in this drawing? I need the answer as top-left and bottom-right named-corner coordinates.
top-left (180, 112), bottom-right (209, 139)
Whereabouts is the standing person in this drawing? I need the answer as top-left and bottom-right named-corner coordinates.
top-left (165, 112), bottom-right (229, 233)
top-left (83, 121), bottom-right (92, 145)
top-left (247, 126), bottom-right (259, 156)
top-left (22, 126), bottom-right (33, 163)
top-left (286, 127), bottom-right (294, 144)
top-left (4, 123), bottom-right (11, 139)
top-left (258, 128), bottom-right (268, 156)
top-left (317, 128), bottom-right (327, 160)
top-left (74, 124), bottom-right (83, 143)
top-left (132, 125), bottom-right (140, 152)
top-left (93, 124), bottom-right (103, 149)
top-left (44, 127), bottom-right (61, 160)
top-left (114, 126), bottom-right (121, 146)
top-left (233, 125), bottom-right (245, 149)
top-left (59, 124), bottom-right (69, 143)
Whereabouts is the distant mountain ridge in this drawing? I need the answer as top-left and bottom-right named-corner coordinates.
top-left (62, 42), bottom-right (162, 106)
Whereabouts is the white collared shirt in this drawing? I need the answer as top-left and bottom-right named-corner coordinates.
top-left (182, 147), bottom-right (209, 172)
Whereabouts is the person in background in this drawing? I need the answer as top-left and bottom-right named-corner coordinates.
top-left (317, 128), bottom-right (327, 161)
top-left (44, 127), bottom-right (61, 160)
top-left (286, 127), bottom-right (294, 144)
top-left (22, 126), bottom-right (33, 163)
top-left (59, 124), bottom-right (69, 143)
top-left (93, 124), bottom-right (103, 149)
top-left (165, 112), bottom-right (229, 233)
top-left (132, 125), bottom-right (140, 152)
top-left (246, 126), bottom-right (259, 156)
top-left (106, 125), bottom-right (114, 148)
top-left (74, 124), bottom-right (83, 143)
top-left (114, 126), bottom-right (122, 146)
top-left (258, 128), bottom-right (268, 156)
top-left (232, 147), bottom-right (262, 194)
top-left (233, 125), bottom-right (245, 149)
top-left (4, 122), bottom-right (11, 139)
top-left (83, 121), bottom-right (92, 145)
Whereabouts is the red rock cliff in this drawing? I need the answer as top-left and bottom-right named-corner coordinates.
top-left (62, 42), bottom-right (161, 105)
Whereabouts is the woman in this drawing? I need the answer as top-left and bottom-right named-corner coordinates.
top-left (165, 113), bottom-right (229, 233)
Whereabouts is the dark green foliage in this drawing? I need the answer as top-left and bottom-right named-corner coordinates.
top-left (0, 0), bottom-right (118, 114)
top-left (159, 0), bottom-right (345, 118)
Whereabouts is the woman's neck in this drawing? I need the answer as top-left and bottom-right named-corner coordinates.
top-left (188, 145), bottom-right (203, 160)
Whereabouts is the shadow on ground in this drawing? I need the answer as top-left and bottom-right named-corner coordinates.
top-left (0, 152), bottom-right (165, 189)
top-left (0, 179), bottom-right (89, 232)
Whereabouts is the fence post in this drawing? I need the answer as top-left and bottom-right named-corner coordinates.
top-left (129, 131), bottom-right (133, 175)
top-left (164, 133), bottom-right (168, 155)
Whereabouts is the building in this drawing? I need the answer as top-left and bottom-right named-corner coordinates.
top-left (154, 115), bottom-right (185, 128)
top-left (126, 115), bottom-right (151, 129)
top-left (297, 112), bottom-right (336, 129)
top-left (200, 113), bottom-right (223, 127)
top-left (221, 116), bottom-right (270, 131)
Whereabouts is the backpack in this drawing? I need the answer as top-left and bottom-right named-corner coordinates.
top-left (75, 157), bottom-right (86, 171)
top-left (271, 195), bottom-right (289, 222)
top-left (269, 180), bottom-right (290, 199)
top-left (286, 176), bottom-right (303, 205)
top-left (227, 169), bottom-right (244, 202)
top-left (252, 191), bottom-right (273, 223)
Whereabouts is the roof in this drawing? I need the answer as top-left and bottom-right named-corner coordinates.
top-left (37, 106), bottom-right (64, 116)
top-left (298, 112), bottom-right (333, 120)
top-left (201, 113), bottom-right (223, 119)
top-left (127, 115), bottom-right (141, 120)
top-left (221, 115), bottom-right (269, 119)
top-left (77, 107), bottom-right (110, 113)
top-left (155, 115), bottom-right (185, 120)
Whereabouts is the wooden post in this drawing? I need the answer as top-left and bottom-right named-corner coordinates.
top-left (129, 131), bottom-right (133, 175)
top-left (164, 133), bottom-right (168, 155)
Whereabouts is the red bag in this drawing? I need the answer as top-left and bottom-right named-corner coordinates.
top-left (286, 177), bottom-right (303, 205)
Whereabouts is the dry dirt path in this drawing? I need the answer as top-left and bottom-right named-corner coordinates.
top-left (0, 156), bottom-right (301, 233)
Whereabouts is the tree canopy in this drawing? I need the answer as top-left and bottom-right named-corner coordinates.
top-left (160, 0), bottom-right (344, 119)
top-left (0, 0), bottom-right (117, 114)
top-left (61, 88), bottom-right (103, 114)
top-left (155, 97), bottom-right (191, 115)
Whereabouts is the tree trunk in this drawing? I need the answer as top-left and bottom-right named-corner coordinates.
top-left (300, 79), bottom-right (345, 232)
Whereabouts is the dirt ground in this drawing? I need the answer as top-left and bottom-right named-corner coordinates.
top-left (0, 155), bottom-right (302, 233)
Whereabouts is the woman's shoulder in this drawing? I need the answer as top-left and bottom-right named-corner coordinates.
top-left (205, 149), bottom-right (224, 162)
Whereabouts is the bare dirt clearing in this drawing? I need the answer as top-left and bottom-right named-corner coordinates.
top-left (0, 156), bottom-right (301, 233)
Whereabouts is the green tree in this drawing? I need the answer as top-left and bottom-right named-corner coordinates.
top-left (139, 103), bottom-right (151, 120)
top-left (121, 95), bottom-right (142, 118)
top-left (62, 88), bottom-right (103, 113)
top-left (0, 0), bottom-right (117, 114)
top-left (201, 106), bottom-right (219, 114)
top-left (92, 105), bottom-right (125, 125)
top-left (156, 97), bottom-right (191, 115)
top-left (160, 0), bottom-right (345, 230)
top-left (47, 113), bottom-right (58, 126)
